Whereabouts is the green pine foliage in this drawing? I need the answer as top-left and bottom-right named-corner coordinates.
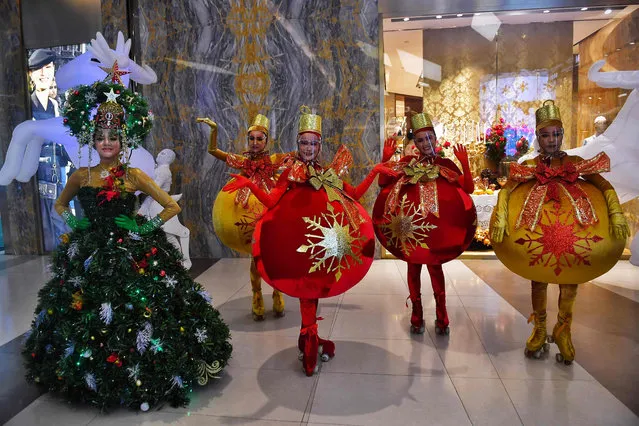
top-left (23, 187), bottom-right (232, 410)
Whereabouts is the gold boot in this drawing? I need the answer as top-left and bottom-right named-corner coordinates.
top-left (252, 291), bottom-right (265, 321)
top-left (551, 311), bottom-right (574, 364)
top-left (524, 281), bottom-right (549, 359)
top-left (250, 258), bottom-right (265, 321)
top-left (550, 284), bottom-right (577, 364)
top-left (272, 290), bottom-right (286, 318)
top-left (525, 312), bottom-right (550, 358)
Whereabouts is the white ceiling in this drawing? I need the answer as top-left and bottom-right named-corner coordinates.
top-left (383, 7), bottom-right (625, 33)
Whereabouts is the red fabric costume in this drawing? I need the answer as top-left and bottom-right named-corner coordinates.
top-left (227, 145), bottom-right (386, 375)
top-left (374, 153), bottom-right (476, 334)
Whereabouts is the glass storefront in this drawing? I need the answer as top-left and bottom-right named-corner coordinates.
top-left (27, 44), bottom-right (87, 251)
top-left (382, 5), bottom-right (639, 253)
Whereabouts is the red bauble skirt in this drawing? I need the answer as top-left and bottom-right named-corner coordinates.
top-left (373, 179), bottom-right (477, 265)
top-left (253, 185), bottom-right (375, 299)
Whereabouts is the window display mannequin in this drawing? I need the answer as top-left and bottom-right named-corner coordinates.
top-left (582, 116), bottom-right (608, 146)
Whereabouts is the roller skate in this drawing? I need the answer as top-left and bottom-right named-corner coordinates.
top-left (434, 293), bottom-right (450, 335)
top-left (252, 290), bottom-right (265, 321)
top-left (272, 290), bottom-right (286, 318)
top-left (318, 337), bottom-right (335, 362)
top-left (549, 311), bottom-right (574, 365)
top-left (524, 312), bottom-right (549, 359)
top-left (410, 298), bottom-right (425, 334)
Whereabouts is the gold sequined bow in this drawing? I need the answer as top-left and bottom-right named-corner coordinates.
top-left (307, 166), bottom-right (362, 227)
top-left (385, 158), bottom-right (459, 217)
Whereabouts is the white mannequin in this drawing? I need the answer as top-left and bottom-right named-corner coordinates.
top-left (138, 149), bottom-right (192, 270)
top-left (582, 116), bottom-right (608, 146)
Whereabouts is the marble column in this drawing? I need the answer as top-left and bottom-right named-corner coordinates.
top-left (132, 0), bottom-right (380, 258)
top-left (0, 0), bottom-right (42, 254)
top-left (101, 0), bottom-right (129, 41)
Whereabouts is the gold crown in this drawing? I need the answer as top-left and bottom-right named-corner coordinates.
top-left (411, 112), bottom-right (434, 133)
top-left (247, 113), bottom-right (269, 136)
top-left (535, 100), bottom-right (562, 130)
top-left (94, 101), bottom-right (124, 130)
top-left (298, 105), bottom-right (322, 136)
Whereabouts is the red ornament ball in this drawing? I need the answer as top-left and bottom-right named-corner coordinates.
top-left (253, 185), bottom-right (375, 299)
top-left (373, 178), bottom-right (476, 265)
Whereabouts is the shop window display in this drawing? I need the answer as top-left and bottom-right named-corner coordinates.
top-left (27, 44), bottom-right (87, 251)
top-left (383, 6), bottom-right (639, 252)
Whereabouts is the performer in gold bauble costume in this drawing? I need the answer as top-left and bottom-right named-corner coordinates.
top-left (197, 115), bottom-right (288, 321)
top-left (490, 100), bottom-right (629, 364)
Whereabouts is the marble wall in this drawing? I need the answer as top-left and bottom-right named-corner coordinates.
top-left (0, 0), bottom-right (42, 254)
top-left (132, 0), bottom-right (381, 258)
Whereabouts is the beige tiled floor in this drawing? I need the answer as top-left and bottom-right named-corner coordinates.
top-left (4, 258), bottom-right (639, 425)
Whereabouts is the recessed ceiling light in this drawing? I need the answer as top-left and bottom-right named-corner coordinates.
top-left (581, 7), bottom-right (588, 11)
top-left (457, 14), bottom-right (463, 17)
top-left (604, 9), bottom-right (612, 15)
top-left (436, 15), bottom-right (442, 19)
top-left (543, 10), bottom-right (550, 13)
top-left (403, 17), bottom-right (410, 21)
top-left (630, 41), bottom-right (636, 45)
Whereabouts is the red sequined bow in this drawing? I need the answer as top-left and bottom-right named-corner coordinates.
top-left (224, 152), bottom-right (278, 208)
top-left (384, 157), bottom-right (460, 217)
top-left (509, 152), bottom-right (610, 231)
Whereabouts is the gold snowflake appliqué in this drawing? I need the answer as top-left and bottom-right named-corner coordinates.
top-left (380, 194), bottom-right (437, 257)
top-left (297, 203), bottom-right (365, 281)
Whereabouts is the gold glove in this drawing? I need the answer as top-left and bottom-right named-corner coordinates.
top-left (603, 189), bottom-right (630, 240)
top-left (490, 188), bottom-right (510, 243)
top-left (196, 117), bottom-right (219, 152)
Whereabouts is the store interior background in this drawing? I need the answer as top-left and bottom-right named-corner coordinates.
top-left (0, 0), bottom-right (637, 258)
top-left (383, 4), bottom-right (639, 251)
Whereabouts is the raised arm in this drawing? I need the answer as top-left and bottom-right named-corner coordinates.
top-left (196, 117), bottom-right (229, 162)
top-left (453, 144), bottom-right (474, 194)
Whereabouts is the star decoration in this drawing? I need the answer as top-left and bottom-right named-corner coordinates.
top-left (297, 203), bottom-right (365, 281)
top-left (515, 203), bottom-right (603, 276)
top-left (379, 194), bottom-right (437, 257)
top-left (104, 88), bottom-right (120, 102)
top-left (99, 61), bottom-right (131, 85)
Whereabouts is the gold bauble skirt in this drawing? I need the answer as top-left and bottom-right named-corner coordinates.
top-left (490, 181), bottom-right (625, 284)
top-left (212, 182), bottom-right (266, 254)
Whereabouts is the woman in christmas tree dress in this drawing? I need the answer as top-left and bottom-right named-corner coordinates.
top-left (196, 114), bottom-right (287, 321)
top-left (373, 112), bottom-right (476, 335)
top-left (490, 100), bottom-right (628, 363)
top-left (226, 107), bottom-right (396, 376)
top-left (23, 80), bottom-right (232, 410)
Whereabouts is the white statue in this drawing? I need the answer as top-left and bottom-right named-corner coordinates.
top-left (0, 31), bottom-right (157, 185)
top-left (138, 149), bottom-right (192, 270)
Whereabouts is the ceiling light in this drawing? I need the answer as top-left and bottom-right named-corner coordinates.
top-left (457, 14), bottom-right (463, 17)
top-left (436, 15), bottom-right (442, 19)
top-left (403, 17), bottom-right (410, 21)
top-left (581, 7), bottom-right (588, 11)
top-left (543, 10), bottom-right (550, 13)
top-left (475, 13), bottom-right (482, 16)
top-left (630, 41), bottom-right (636, 45)
top-left (604, 9), bottom-right (612, 15)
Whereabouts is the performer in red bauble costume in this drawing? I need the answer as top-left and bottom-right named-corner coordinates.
top-left (374, 112), bottom-right (476, 335)
top-left (226, 107), bottom-right (396, 375)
